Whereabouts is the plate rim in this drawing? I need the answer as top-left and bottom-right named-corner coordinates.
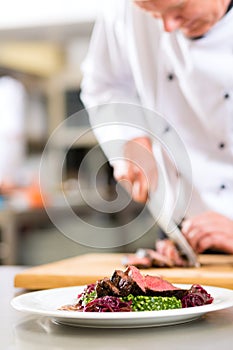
top-left (11, 283), bottom-right (233, 321)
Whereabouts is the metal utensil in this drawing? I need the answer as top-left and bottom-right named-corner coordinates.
top-left (148, 188), bottom-right (200, 267)
top-left (159, 219), bottom-right (199, 267)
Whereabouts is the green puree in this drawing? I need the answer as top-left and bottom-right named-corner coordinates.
top-left (80, 288), bottom-right (182, 312)
top-left (121, 294), bottom-right (182, 312)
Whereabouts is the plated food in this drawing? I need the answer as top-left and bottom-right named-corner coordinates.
top-left (59, 266), bottom-right (213, 313)
top-left (11, 279), bottom-right (233, 328)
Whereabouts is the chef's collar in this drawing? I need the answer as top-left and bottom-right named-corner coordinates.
top-left (191, 0), bottom-right (233, 40)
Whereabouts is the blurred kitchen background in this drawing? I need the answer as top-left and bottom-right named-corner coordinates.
top-left (0, 0), bottom-right (158, 266)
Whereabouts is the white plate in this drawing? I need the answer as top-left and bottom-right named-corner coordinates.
top-left (11, 284), bottom-right (233, 328)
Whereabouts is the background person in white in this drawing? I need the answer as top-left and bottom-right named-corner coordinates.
top-left (81, 0), bottom-right (233, 256)
top-left (0, 75), bottom-right (26, 188)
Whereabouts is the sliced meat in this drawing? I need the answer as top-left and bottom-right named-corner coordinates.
top-left (123, 248), bottom-right (174, 268)
top-left (125, 266), bottom-right (187, 298)
top-left (111, 270), bottom-right (135, 297)
top-left (111, 268), bottom-right (145, 296)
top-left (144, 289), bottom-right (188, 299)
top-left (122, 239), bottom-right (191, 269)
top-left (140, 249), bottom-right (174, 267)
top-left (155, 239), bottom-right (189, 267)
top-left (96, 266), bottom-right (187, 299)
top-left (143, 274), bottom-right (187, 298)
top-left (144, 274), bottom-right (179, 291)
top-left (125, 265), bottom-right (146, 295)
top-left (96, 277), bottom-right (120, 297)
top-left (111, 269), bottom-right (128, 286)
top-left (122, 254), bottom-right (152, 269)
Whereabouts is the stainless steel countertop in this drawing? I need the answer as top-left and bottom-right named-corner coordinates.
top-left (1, 266), bottom-right (233, 350)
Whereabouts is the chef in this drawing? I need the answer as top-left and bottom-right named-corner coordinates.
top-left (81, 0), bottom-right (233, 256)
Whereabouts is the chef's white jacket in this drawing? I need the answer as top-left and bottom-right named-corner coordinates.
top-left (0, 76), bottom-right (26, 183)
top-left (81, 0), bottom-right (233, 222)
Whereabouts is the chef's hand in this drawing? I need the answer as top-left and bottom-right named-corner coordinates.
top-left (182, 212), bottom-right (233, 254)
top-left (156, 239), bottom-right (188, 266)
top-left (113, 137), bottom-right (158, 203)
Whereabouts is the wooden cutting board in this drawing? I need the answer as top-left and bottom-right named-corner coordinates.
top-left (14, 253), bottom-right (233, 290)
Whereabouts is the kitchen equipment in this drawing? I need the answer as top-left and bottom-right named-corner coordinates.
top-left (147, 148), bottom-right (208, 268)
top-left (148, 185), bottom-right (199, 267)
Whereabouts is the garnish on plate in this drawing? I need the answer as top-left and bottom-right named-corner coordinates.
top-left (59, 266), bottom-right (213, 312)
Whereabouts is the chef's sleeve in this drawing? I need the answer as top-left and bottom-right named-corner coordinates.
top-left (80, 5), bottom-right (150, 162)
